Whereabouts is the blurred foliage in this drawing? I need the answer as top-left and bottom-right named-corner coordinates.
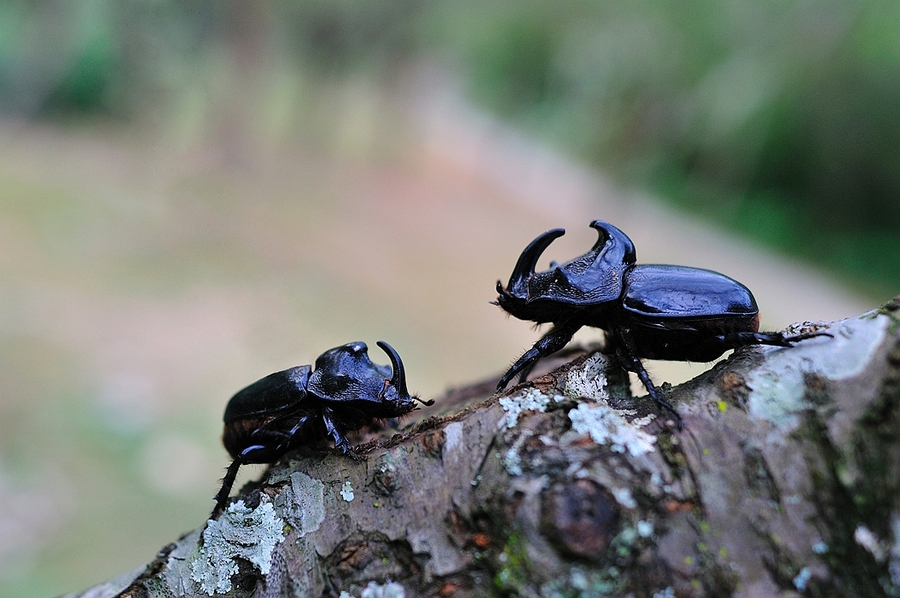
top-left (0, 0), bottom-right (897, 294)
top-left (425, 0), bottom-right (900, 297)
top-left (0, 0), bottom-right (425, 117)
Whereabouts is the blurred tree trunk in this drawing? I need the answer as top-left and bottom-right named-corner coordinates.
top-left (66, 299), bottom-right (900, 598)
top-left (212, 0), bottom-right (273, 167)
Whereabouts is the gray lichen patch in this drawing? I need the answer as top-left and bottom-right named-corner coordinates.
top-left (338, 580), bottom-right (406, 598)
top-left (499, 388), bottom-right (565, 430)
top-left (564, 352), bottom-right (658, 456)
top-left (155, 528), bottom-right (203, 597)
top-left (357, 580), bottom-right (406, 597)
top-left (565, 353), bottom-right (613, 401)
top-left (340, 480), bottom-right (355, 502)
top-left (274, 471), bottom-right (325, 536)
top-left (745, 315), bottom-right (888, 430)
top-left (568, 401), bottom-right (656, 457)
top-left (190, 498), bottom-right (285, 595)
top-left (502, 447), bottom-right (523, 476)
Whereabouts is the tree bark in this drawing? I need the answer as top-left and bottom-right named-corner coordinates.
top-left (65, 298), bottom-right (900, 598)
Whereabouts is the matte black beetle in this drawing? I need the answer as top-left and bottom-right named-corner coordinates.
top-left (212, 340), bottom-right (432, 517)
top-left (495, 220), bottom-right (829, 426)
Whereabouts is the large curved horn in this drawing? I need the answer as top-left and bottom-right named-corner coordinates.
top-left (376, 341), bottom-right (433, 405)
top-left (505, 228), bottom-right (566, 295)
top-left (376, 341), bottom-right (406, 396)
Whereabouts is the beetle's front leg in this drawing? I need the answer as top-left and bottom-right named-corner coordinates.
top-left (497, 321), bottom-right (584, 391)
top-left (321, 409), bottom-right (353, 456)
top-left (614, 334), bottom-right (683, 429)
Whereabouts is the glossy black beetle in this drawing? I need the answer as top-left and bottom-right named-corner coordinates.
top-left (212, 340), bottom-right (432, 517)
top-left (495, 220), bottom-right (828, 426)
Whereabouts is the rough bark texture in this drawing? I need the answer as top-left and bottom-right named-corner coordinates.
top-left (65, 298), bottom-right (900, 598)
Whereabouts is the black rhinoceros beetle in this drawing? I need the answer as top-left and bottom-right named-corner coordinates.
top-left (212, 340), bottom-right (432, 517)
top-left (495, 220), bottom-right (829, 426)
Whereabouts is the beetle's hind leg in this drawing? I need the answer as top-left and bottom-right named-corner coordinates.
top-left (211, 416), bottom-right (313, 518)
top-left (696, 329), bottom-right (831, 357)
top-left (211, 442), bottom-right (270, 519)
top-left (745, 330), bottom-right (832, 347)
top-left (211, 458), bottom-right (244, 518)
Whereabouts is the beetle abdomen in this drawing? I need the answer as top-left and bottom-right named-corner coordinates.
top-left (622, 265), bottom-right (758, 319)
top-left (223, 365), bottom-right (312, 423)
top-left (624, 315), bottom-right (760, 361)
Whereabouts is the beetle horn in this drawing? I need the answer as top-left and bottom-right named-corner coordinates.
top-left (588, 220), bottom-right (636, 265)
top-left (376, 341), bottom-right (433, 406)
top-left (505, 228), bottom-right (566, 295)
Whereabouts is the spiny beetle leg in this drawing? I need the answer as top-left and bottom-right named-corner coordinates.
top-left (497, 347), bottom-right (540, 390)
top-left (248, 414), bottom-right (312, 451)
top-left (211, 444), bottom-right (266, 519)
top-left (322, 409), bottom-right (352, 455)
top-left (718, 330), bottom-right (831, 350)
top-left (212, 458), bottom-right (243, 518)
top-left (497, 322), bottom-right (582, 391)
top-left (615, 346), bottom-right (683, 430)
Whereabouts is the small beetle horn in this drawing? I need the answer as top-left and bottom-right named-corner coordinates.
top-left (506, 228), bottom-right (566, 295)
top-left (588, 220), bottom-right (636, 266)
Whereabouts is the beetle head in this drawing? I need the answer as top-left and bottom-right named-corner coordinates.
top-left (308, 341), bottom-right (431, 414)
top-left (496, 220), bottom-right (636, 321)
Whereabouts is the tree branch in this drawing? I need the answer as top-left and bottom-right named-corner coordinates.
top-left (65, 298), bottom-right (900, 598)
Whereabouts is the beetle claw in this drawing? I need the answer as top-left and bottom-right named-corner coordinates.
top-left (785, 331), bottom-right (833, 344)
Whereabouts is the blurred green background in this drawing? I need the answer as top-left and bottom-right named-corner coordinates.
top-left (0, 1), bottom-right (894, 596)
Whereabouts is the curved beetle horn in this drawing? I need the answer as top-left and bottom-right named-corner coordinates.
top-left (588, 220), bottom-right (636, 266)
top-left (505, 228), bottom-right (566, 295)
top-left (376, 341), bottom-right (433, 406)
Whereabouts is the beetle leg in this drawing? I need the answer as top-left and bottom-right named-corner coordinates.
top-left (732, 332), bottom-right (831, 348)
top-left (211, 458), bottom-right (244, 518)
top-left (322, 409), bottom-right (353, 456)
top-left (211, 443), bottom-right (268, 519)
top-left (248, 414), bottom-right (312, 453)
top-left (697, 330), bottom-right (830, 357)
top-left (497, 321), bottom-right (583, 391)
top-left (614, 340), bottom-right (683, 429)
top-left (274, 414), bottom-right (311, 450)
